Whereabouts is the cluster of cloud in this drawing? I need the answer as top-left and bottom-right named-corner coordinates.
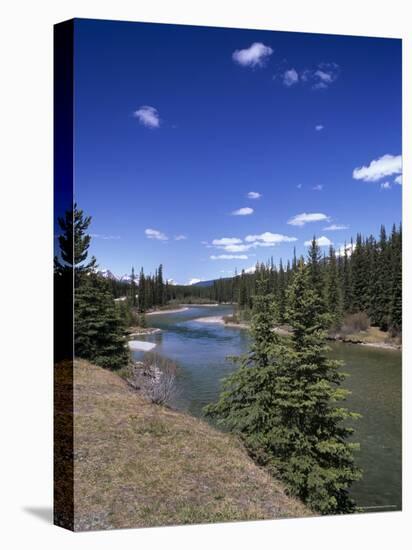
top-left (145, 228), bottom-right (168, 241)
top-left (233, 41), bottom-right (340, 92)
top-left (281, 62), bottom-right (340, 90)
top-left (133, 105), bottom-right (160, 128)
top-left (353, 153), bottom-right (402, 190)
top-left (315, 124), bottom-right (324, 131)
top-left (208, 231), bottom-right (297, 260)
top-left (312, 184), bottom-right (323, 191)
top-left (287, 212), bottom-right (330, 226)
top-left (231, 207), bottom-right (254, 216)
top-left (304, 236), bottom-right (333, 247)
top-left (230, 191), bottom-right (263, 216)
top-left (145, 229), bottom-right (188, 241)
top-left (232, 42), bottom-right (273, 68)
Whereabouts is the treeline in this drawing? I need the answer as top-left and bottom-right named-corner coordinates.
top-left (109, 223), bottom-right (402, 335)
top-left (212, 224), bottom-right (402, 335)
top-left (110, 268), bottom-right (224, 311)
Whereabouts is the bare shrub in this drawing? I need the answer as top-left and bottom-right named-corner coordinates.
top-left (341, 312), bottom-right (370, 335)
top-left (126, 353), bottom-right (178, 405)
top-left (223, 314), bottom-right (239, 324)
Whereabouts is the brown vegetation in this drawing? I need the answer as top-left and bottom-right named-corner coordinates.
top-left (69, 359), bottom-right (310, 530)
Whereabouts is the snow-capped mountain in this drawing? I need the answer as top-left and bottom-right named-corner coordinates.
top-left (98, 269), bottom-right (118, 280)
top-left (97, 270), bottom-right (135, 283)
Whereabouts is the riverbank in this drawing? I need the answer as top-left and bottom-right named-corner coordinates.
top-left (194, 316), bottom-right (401, 350)
top-left (147, 307), bottom-right (189, 316)
top-left (127, 327), bottom-right (162, 337)
top-left (67, 359), bottom-right (310, 530)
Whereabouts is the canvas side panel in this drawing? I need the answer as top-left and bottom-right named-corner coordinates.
top-left (53, 19), bottom-right (75, 531)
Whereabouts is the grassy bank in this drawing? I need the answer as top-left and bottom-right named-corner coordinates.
top-left (65, 359), bottom-right (310, 530)
top-left (219, 315), bottom-right (401, 350)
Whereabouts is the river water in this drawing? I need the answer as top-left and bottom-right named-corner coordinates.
top-left (131, 305), bottom-right (402, 513)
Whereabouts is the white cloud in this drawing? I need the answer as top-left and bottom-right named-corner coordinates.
top-left (245, 265), bottom-right (256, 274)
top-left (174, 234), bottom-right (187, 241)
top-left (247, 191), bottom-right (262, 199)
top-left (167, 278), bottom-right (179, 285)
top-left (245, 232), bottom-right (297, 244)
top-left (296, 184), bottom-right (302, 189)
top-left (288, 212), bottom-right (330, 226)
top-left (353, 154), bottom-right (402, 182)
top-left (311, 63), bottom-right (340, 89)
top-left (231, 207), bottom-right (254, 216)
top-left (380, 181), bottom-right (391, 190)
top-left (212, 237), bottom-right (243, 246)
top-left (304, 236), bottom-right (333, 247)
top-left (312, 184), bottom-right (323, 191)
top-left (323, 224), bottom-right (349, 231)
top-left (145, 228), bottom-right (168, 241)
top-left (232, 42), bottom-right (273, 68)
top-left (90, 234), bottom-right (120, 240)
top-left (315, 124), bottom-right (324, 131)
top-left (133, 105), bottom-right (160, 128)
top-left (280, 63), bottom-right (339, 90)
top-left (283, 68), bottom-right (299, 87)
top-left (211, 232), bottom-right (297, 254)
top-left (394, 175), bottom-right (402, 185)
top-left (210, 254), bottom-right (248, 260)
top-left (336, 242), bottom-right (356, 257)
top-left (188, 278), bottom-right (202, 285)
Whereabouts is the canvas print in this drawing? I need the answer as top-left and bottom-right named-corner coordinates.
top-left (54, 18), bottom-right (402, 531)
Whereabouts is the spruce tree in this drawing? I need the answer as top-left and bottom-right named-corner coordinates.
top-left (205, 281), bottom-right (282, 464)
top-left (238, 270), bottom-right (248, 308)
top-left (277, 260), bottom-right (286, 323)
top-left (342, 242), bottom-right (353, 313)
top-left (130, 266), bottom-right (137, 307)
top-left (206, 265), bottom-right (362, 514)
top-left (307, 237), bottom-right (326, 313)
top-left (282, 262), bottom-right (361, 513)
top-left (327, 246), bottom-right (343, 330)
top-left (55, 205), bottom-right (131, 370)
top-left (351, 234), bottom-right (369, 313)
top-left (138, 268), bottom-right (146, 312)
top-left (54, 203), bottom-right (97, 285)
top-left (75, 274), bottom-right (129, 370)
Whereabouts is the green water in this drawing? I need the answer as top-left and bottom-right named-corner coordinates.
top-left (132, 305), bottom-right (402, 512)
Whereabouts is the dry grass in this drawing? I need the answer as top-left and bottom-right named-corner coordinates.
top-left (69, 359), bottom-right (310, 530)
top-left (331, 325), bottom-right (401, 349)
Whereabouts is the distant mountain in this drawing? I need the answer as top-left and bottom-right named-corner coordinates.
top-left (192, 278), bottom-right (231, 287)
top-left (98, 269), bottom-right (118, 281)
top-left (97, 271), bottom-right (231, 288)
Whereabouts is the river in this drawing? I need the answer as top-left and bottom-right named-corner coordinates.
top-left (131, 305), bottom-right (402, 513)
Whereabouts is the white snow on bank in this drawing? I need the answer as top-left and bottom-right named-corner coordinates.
top-left (128, 340), bottom-right (157, 352)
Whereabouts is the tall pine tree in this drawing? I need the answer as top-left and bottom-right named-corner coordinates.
top-left (206, 267), bottom-right (361, 514)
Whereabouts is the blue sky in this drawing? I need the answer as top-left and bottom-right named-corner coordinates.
top-left (74, 19), bottom-right (402, 284)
